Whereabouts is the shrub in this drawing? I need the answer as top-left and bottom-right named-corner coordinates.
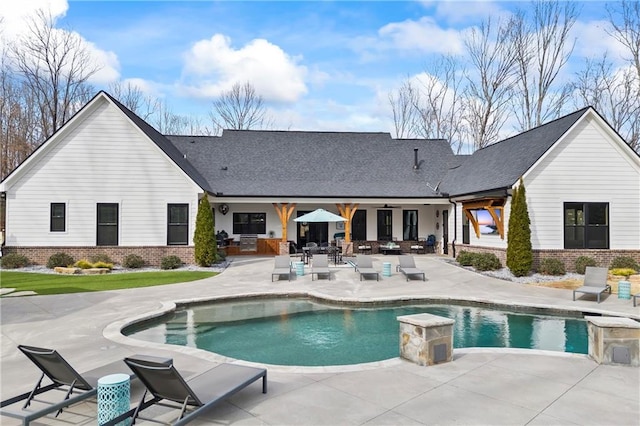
top-left (122, 254), bottom-right (145, 269)
top-left (161, 255), bottom-right (183, 270)
top-left (89, 253), bottom-right (113, 264)
top-left (194, 196), bottom-right (217, 267)
top-left (456, 251), bottom-right (478, 267)
top-left (610, 268), bottom-right (636, 280)
top-left (74, 259), bottom-right (93, 269)
top-left (0, 253), bottom-right (30, 269)
top-left (609, 256), bottom-right (639, 272)
top-left (92, 261), bottom-right (113, 270)
top-left (575, 256), bottom-right (597, 274)
top-left (472, 253), bottom-right (501, 271)
top-left (539, 258), bottom-right (566, 276)
top-left (215, 251), bottom-right (226, 263)
top-left (46, 252), bottom-right (74, 269)
top-left (506, 179), bottom-right (532, 277)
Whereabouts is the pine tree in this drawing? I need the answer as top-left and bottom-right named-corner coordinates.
top-left (194, 195), bottom-right (217, 266)
top-left (506, 178), bottom-right (532, 277)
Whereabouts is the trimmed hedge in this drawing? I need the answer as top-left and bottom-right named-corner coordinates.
top-left (472, 253), bottom-right (502, 271)
top-left (46, 252), bottom-right (74, 269)
top-left (609, 256), bottom-right (639, 272)
top-left (575, 256), bottom-right (597, 274)
top-left (122, 254), bottom-right (145, 269)
top-left (0, 253), bottom-right (30, 269)
top-left (539, 258), bottom-right (566, 276)
top-left (161, 255), bottom-right (183, 270)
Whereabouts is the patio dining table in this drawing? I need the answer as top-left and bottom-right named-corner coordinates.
top-left (302, 246), bottom-right (342, 265)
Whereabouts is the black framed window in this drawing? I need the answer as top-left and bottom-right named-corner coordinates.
top-left (462, 213), bottom-right (470, 244)
top-left (351, 210), bottom-right (367, 241)
top-left (403, 210), bottom-right (418, 240)
top-left (50, 203), bottom-right (66, 232)
top-left (168, 204), bottom-right (189, 245)
top-left (97, 203), bottom-right (118, 246)
top-left (564, 202), bottom-right (609, 249)
top-left (233, 212), bottom-right (266, 234)
top-left (377, 210), bottom-right (392, 241)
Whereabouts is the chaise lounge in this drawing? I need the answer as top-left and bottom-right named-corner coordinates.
top-left (356, 255), bottom-right (380, 281)
top-left (0, 345), bottom-right (138, 426)
top-left (397, 255), bottom-right (426, 281)
top-left (120, 356), bottom-right (267, 426)
top-left (272, 255), bottom-right (293, 281)
top-left (311, 254), bottom-right (331, 280)
top-left (572, 266), bottom-right (611, 303)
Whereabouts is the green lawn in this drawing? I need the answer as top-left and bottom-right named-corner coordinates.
top-left (0, 271), bottom-right (217, 295)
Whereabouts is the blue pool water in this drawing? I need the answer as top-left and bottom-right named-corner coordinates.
top-left (124, 299), bottom-right (588, 366)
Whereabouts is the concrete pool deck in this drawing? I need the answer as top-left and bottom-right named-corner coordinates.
top-left (1, 255), bottom-right (639, 425)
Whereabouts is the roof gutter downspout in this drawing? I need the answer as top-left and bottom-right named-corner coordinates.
top-left (449, 196), bottom-right (457, 258)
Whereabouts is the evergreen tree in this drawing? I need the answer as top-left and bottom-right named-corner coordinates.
top-left (194, 195), bottom-right (217, 266)
top-left (506, 178), bottom-right (532, 276)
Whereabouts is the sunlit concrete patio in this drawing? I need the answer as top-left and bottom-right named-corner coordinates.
top-left (1, 255), bottom-right (639, 425)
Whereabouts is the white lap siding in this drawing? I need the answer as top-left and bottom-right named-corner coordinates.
top-left (524, 116), bottom-right (640, 250)
top-left (4, 97), bottom-right (201, 247)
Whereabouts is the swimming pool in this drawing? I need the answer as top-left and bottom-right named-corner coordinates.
top-left (124, 298), bottom-right (588, 366)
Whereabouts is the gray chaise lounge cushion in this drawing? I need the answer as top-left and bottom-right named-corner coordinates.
top-left (397, 255), bottom-right (425, 281)
top-left (573, 266), bottom-right (611, 303)
top-left (356, 255), bottom-right (380, 281)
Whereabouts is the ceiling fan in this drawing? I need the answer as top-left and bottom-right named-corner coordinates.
top-left (374, 203), bottom-right (402, 209)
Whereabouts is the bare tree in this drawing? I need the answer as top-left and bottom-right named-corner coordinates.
top-left (413, 56), bottom-right (467, 153)
top-left (607, 0), bottom-right (640, 80)
top-left (209, 81), bottom-right (270, 132)
top-left (10, 9), bottom-right (100, 139)
top-left (510, 0), bottom-right (578, 130)
top-left (108, 81), bottom-right (159, 121)
top-left (388, 79), bottom-right (418, 139)
top-left (573, 56), bottom-right (640, 152)
top-left (462, 18), bottom-right (518, 150)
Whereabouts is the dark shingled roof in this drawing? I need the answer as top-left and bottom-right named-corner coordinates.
top-left (167, 130), bottom-right (457, 198)
top-left (103, 91), bottom-right (212, 192)
top-left (439, 107), bottom-right (590, 197)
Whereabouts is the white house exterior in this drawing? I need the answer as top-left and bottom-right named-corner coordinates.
top-left (1, 91), bottom-right (638, 269)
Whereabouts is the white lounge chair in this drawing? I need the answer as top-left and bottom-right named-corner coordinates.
top-left (572, 266), bottom-right (611, 303)
top-left (311, 254), bottom-right (331, 280)
top-left (271, 256), bottom-right (293, 282)
top-left (397, 255), bottom-right (425, 281)
top-left (356, 255), bottom-right (380, 281)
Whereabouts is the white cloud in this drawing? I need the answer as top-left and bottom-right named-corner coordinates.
top-left (571, 19), bottom-right (627, 65)
top-left (0, 0), bottom-right (68, 37)
top-left (359, 16), bottom-right (465, 57)
top-left (0, 0), bottom-right (121, 85)
top-left (180, 34), bottom-right (308, 103)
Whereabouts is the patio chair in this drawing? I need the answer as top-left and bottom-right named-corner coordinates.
top-left (0, 345), bottom-right (138, 426)
top-left (410, 238), bottom-right (426, 254)
top-left (397, 255), bottom-right (426, 281)
top-left (572, 266), bottom-right (611, 303)
top-left (311, 254), bottom-right (331, 280)
top-left (120, 356), bottom-right (266, 426)
top-left (272, 255), bottom-right (293, 282)
top-left (425, 234), bottom-right (437, 253)
top-left (288, 241), bottom-right (304, 261)
top-left (356, 255), bottom-right (380, 281)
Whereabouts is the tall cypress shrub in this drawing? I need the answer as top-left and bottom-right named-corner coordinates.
top-left (506, 178), bottom-right (532, 277)
top-left (194, 195), bottom-right (217, 266)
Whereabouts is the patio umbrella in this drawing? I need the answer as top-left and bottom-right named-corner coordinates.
top-left (294, 208), bottom-right (346, 222)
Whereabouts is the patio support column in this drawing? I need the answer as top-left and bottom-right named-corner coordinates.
top-left (273, 203), bottom-right (296, 241)
top-left (336, 203), bottom-right (359, 243)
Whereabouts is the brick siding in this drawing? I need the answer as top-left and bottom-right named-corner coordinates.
top-left (447, 244), bottom-right (640, 272)
top-left (2, 246), bottom-right (195, 267)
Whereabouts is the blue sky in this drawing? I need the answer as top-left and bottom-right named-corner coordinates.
top-left (0, 1), bottom-right (624, 135)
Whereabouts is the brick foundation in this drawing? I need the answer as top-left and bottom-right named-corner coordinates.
top-left (449, 245), bottom-right (640, 273)
top-left (2, 246), bottom-right (195, 268)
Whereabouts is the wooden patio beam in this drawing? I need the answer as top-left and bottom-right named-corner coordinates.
top-left (336, 203), bottom-right (359, 243)
top-left (272, 203), bottom-right (296, 241)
